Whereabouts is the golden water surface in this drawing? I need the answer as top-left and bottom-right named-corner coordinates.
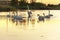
top-left (0, 10), bottom-right (60, 40)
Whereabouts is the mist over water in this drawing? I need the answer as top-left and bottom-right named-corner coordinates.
top-left (0, 10), bottom-right (60, 40)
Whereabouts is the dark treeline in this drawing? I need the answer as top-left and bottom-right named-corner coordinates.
top-left (18, 2), bottom-right (60, 10)
top-left (0, 0), bottom-right (60, 11)
top-left (10, 0), bottom-right (60, 10)
top-left (19, 2), bottom-right (47, 10)
top-left (11, 0), bottom-right (49, 10)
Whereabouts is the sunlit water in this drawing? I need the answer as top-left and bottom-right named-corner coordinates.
top-left (0, 10), bottom-right (60, 40)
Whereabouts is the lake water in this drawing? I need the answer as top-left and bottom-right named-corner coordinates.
top-left (0, 10), bottom-right (60, 40)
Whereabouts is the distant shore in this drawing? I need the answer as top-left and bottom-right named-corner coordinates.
top-left (0, 2), bottom-right (60, 12)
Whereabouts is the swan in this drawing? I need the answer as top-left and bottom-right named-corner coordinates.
top-left (37, 14), bottom-right (44, 21)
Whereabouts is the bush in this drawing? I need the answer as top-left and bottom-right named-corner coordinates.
top-left (0, 6), bottom-right (17, 12)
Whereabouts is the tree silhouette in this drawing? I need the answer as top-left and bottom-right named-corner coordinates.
top-left (11, 0), bottom-right (18, 6)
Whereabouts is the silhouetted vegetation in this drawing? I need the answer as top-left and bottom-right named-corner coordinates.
top-left (0, 6), bottom-right (17, 12)
top-left (0, 0), bottom-right (60, 11)
top-left (11, 0), bottom-right (18, 7)
top-left (18, 0), bottom-right (28, 10)
top-left (29, 2), bottom-right (47, 10)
